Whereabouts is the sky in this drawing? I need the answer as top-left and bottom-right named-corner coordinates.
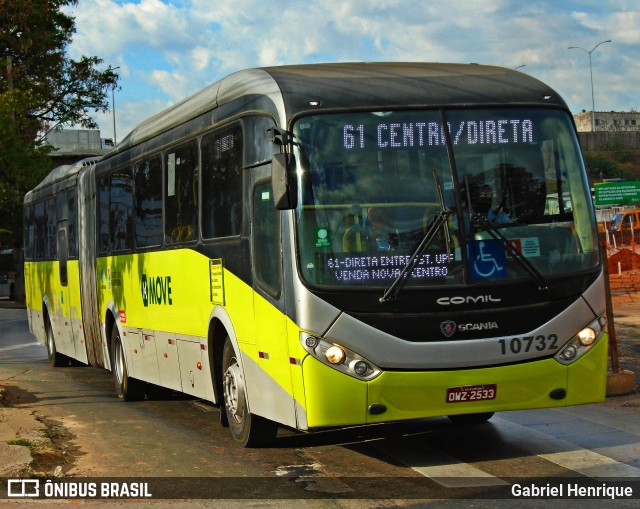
top-left (63, 0), bottom-right (640, 144)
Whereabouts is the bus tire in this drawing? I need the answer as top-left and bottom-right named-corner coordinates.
top-left (45, 319), bottom-right (68, 367)
top-left (222, 337), bottom-right (278, 447)
top-left (447, 412), bottom-right (495, 424)
top-left (111, 326), bottom-right (146, 401)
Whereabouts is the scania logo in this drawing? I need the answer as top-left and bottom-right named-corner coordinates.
top-left (440, 320), bottom-right (499, 337)
top-left (440, 321), bottom-right (456, 337)
top-left (436, 295), bottom-right (502, 305)
top-left (458, 322), bottom-right (499, 331)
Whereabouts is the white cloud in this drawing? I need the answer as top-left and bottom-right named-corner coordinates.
top-left (63, 0), bottom-right (639, 137)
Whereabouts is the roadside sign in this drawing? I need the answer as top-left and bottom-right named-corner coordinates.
top-left (594, 181), bottom-right (640, 206)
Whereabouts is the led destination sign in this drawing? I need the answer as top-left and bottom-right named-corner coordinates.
top-left (343, 118), bottom-right (534, 150)
top-left (323, 252), bottom-right (453, 282)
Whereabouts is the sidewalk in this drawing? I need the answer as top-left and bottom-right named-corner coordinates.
top-left (0, 388), bottom-right (48, 478)
top-left (0, 298), bottom-right (25, 310)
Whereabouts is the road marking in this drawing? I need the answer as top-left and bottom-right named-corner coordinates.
top-left (373, 438), bottom-right (508, 487)
top-left (373, 413), bottom-right (640, 487)
top-left (493, 416), bottom-right (640, 478)
top-left (0, 342), bottom-right (42, 352)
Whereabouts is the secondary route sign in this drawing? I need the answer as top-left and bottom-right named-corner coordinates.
top-left (594, 181), bottom-right (640, 206)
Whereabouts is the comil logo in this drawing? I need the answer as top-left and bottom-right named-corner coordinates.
top-left (141, 274), bottom-right (173, 307)
top-left (436, 294), bottom-right (501, 306)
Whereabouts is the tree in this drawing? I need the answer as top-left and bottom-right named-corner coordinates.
top-left (0, 0), bottom-right (119, 248)
top-left (0, 90), bottom-right (52, 247)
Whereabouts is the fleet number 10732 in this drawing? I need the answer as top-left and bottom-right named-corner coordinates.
top-left (498, 334), bottom-right (559, 356)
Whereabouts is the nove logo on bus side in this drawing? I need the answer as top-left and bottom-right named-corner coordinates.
top-left (141, 274), bottom-right (173, 307)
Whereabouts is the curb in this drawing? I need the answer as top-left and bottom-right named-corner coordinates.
top-left (0, 300), bottom-right (26, 310)
top-left (607, 369), bottom-right (637, 396)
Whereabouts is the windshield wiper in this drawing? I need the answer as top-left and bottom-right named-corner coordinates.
top-left (380, 172), bottom-right (451, 304)
top-left (470, 213), bottom-right (552, 292)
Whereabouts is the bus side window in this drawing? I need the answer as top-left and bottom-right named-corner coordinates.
top-left (58, 228), bottom-right (68, 286)
top-left (46, 197), bottom-right (57, 259)
top-left (134, 157), bottom-right (163, 248)
top-left (202, 126), bottom-right (243, 239)
top-left (166, 142), bottom-right (198, 243)
top-left (34, 201), bottom-right (45, 259)
top-left (24, 204), bottom-right (35, 260)
top-left (67, 190), bottom-right (77, 258)
top-left (252, 183), bottom-right (281, 296)
top-left (98, 175), bottom-right (110, 253)
top-left (110, 169), bottom-right (133, 251)
top-left (97, 170), bottom-right (134, 253)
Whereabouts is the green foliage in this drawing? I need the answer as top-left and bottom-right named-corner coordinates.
top-left (0, 0), bottom-right (119, 248)
top-left (0, 91), bottom-right (52, 248)
top-left (7, 438), bottom-right (32, 448)
top-left (584, 147), bottom-right (640, 183)
top-left (606, 138), bottom-right (635, 165)
top-left (584, 151), bottom-right (625, 180)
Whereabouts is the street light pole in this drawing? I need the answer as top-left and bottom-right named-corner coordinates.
top-left (569, 40), bottom-right (612, 132)
top-left (109, 66), bottom-right (121, 144)
top-left (112, 85), bottom-right (117, 144)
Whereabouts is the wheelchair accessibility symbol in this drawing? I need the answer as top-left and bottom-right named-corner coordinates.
top-left (470, 239), bottom-right (507, 280)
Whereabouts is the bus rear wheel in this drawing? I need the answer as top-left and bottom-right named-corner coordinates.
top-left (222, 338), bottom-right (278, 447)
top-left (45, 319), bottom-right (68, 367)
top-left (111, 326), bottom-right (146, 401)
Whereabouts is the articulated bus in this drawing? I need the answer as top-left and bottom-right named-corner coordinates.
top-left (24, 63), bottom-right (607, 446)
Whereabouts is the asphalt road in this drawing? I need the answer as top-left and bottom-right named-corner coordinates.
top-left (2, 305), bottom-right (640, 508)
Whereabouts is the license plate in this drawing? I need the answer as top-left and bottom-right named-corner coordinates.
top-left (446, 384), bottom-right (497, 403)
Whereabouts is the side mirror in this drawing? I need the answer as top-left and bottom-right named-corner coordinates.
top-left (271, 153), bottom-right (298, 210)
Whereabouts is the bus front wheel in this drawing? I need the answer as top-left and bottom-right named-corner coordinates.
top-left (111, 326), bottom-right (146, 401)
top-left (222, 338), bottom-right (278, 447)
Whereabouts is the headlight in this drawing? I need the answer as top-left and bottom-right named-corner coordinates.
top-left (577, 328), bottom-right (596, 346)
top-left (300, 333), bottom-right (382, 380)
top-left (325, 345), bottom-right (346, 364)
top-left (555, 317), bottom-right (605, 365)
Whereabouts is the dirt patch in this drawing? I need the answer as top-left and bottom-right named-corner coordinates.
top-left (29, 414), bottom-right (81, 477)
top-left (608, 248), bottom-right (640, 273)
top-left (610, 320), bottom-right (640, 383)
top-left (0, 383), bottom-right (38, 406)
top-left (1, 384), bottom-right (82, 478)
top-left (602, 291), bottom-right (640, 412)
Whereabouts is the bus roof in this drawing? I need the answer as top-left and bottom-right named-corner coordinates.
top-left (24, 156), bottom-right (100, 202)
top-left (263, 62), bottom-right (565, 113)
top-left (114, 62), bottom-right (566, 155)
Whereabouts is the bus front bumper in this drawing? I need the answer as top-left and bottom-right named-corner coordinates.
top-left (301, 334), bottom-right (608, 428)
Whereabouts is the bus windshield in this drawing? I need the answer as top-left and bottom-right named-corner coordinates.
top-left (293, 108), bottom-right (599, 289)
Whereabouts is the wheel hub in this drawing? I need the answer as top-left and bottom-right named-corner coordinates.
top-left (224, 362), bottom-right (245, 424)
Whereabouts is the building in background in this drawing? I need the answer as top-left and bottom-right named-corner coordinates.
top-left (43, 129), bottom-right (114, 168)
top-left (574, 110), bottom-right (640, 132)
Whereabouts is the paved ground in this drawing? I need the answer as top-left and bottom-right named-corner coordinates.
top-left (1, 292), bottom-right (639, 479)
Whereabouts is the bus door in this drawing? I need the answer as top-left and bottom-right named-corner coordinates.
top-left (249, 177), bottom-right (297, 429)
top-left (56, 222), bottom-right (77, 358)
